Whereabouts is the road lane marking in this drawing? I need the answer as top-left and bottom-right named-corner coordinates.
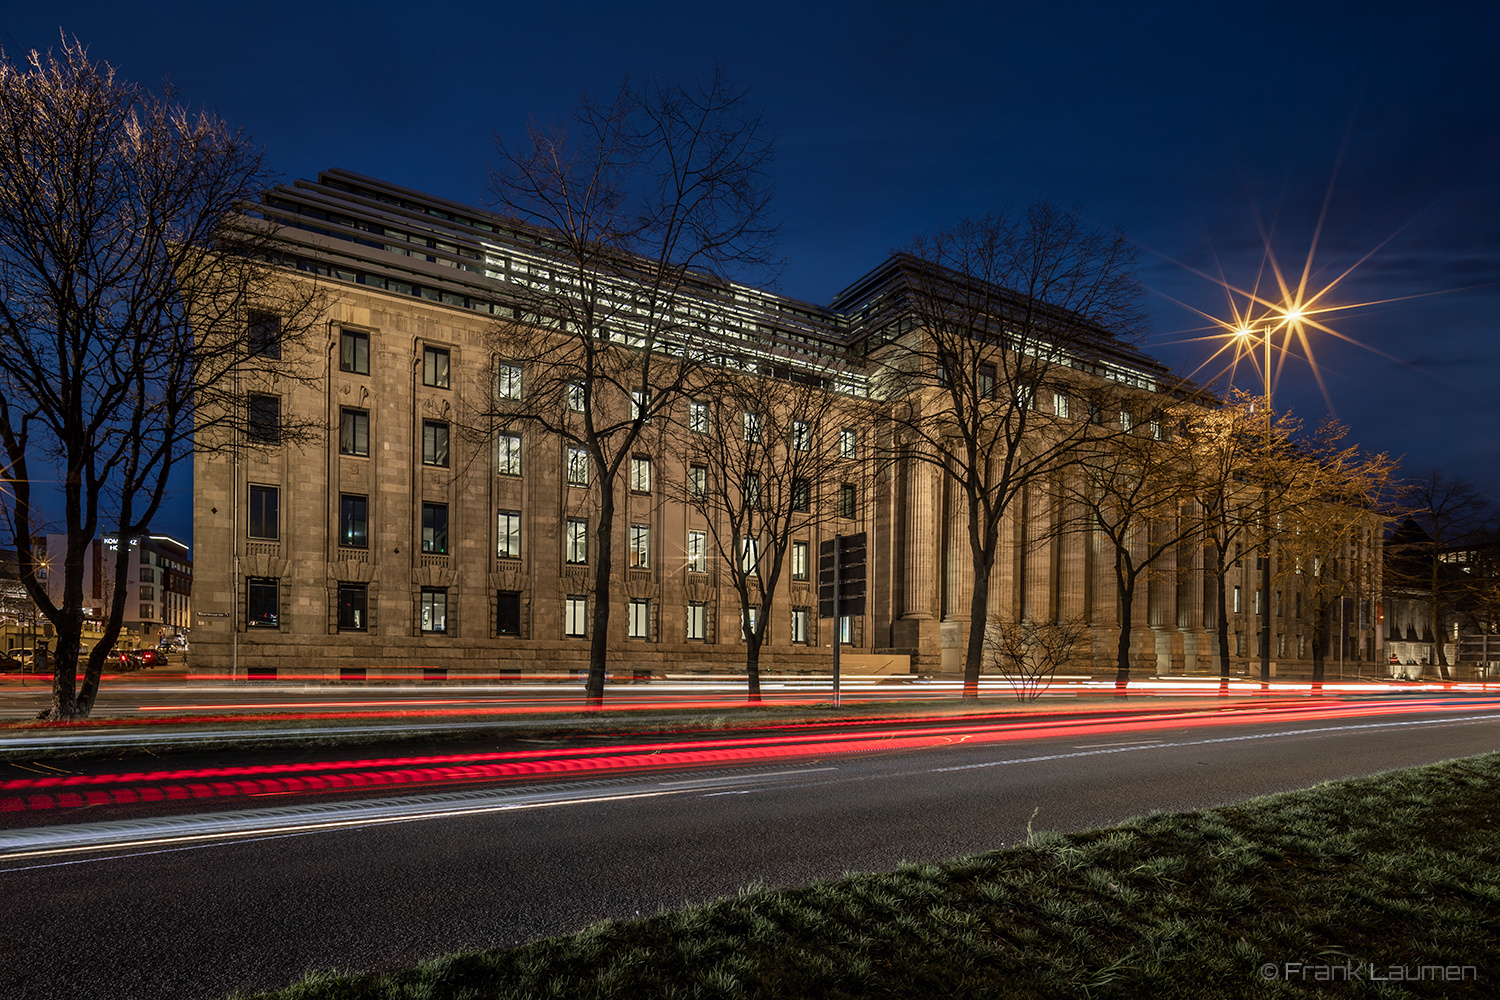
top-left (660, 767), bottom-right (836, 789)
top-left (933, 714), bottom-right (1500, 772)
top-left (1073, 740), bottom-right (1164, 749)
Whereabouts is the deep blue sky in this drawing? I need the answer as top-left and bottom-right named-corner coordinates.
top-left (7, 2), bottom-right (1498, 547)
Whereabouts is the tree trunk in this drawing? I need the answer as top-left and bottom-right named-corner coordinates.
top-left (1311, 601), bottom-right (1327, 685)
top-left (1429, 562), bottom-right (1450, 679)
top-left (1115, 575), bottom-right (1135, 690)
top-left (586, 485), bottom-right (616, 706)
top-left (961, 560), bottom-right (994, 700)
top-left (746, 627), bottom-right (763, 703)
top-left (1215, 567), bottom-right (1232, 679)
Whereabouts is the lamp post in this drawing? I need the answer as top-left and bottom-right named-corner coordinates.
top-left (1237, 321), bottom-right (1277, 685)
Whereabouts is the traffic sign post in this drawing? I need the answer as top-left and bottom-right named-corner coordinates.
top-left (818, 532), bottom-right (867, 707)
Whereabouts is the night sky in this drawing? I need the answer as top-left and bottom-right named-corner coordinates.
top-left (6, 2), bottom-right (1497, 547)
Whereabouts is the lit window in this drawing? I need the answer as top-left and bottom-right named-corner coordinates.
top-left (340, 408), bottom-right (369, 457)
top-left (628, 599), bottom-right (651, 639)
top-left (686, 602), bottom-right (707, 641)
top-left (791, 608), bottom-right (809, 644)
top-left (742, 607), bottom-right (759, 641)
top-left (494, 362), bottom-right (522, 400)
top-left (567, 382), bottom-right (586, 412)
top-left (630, 524), bottom-right (650, 569)
top-left (422, 346), bottom-right (450, 388)
top-left (744, 472), bottom-right (759, 509)
top-left (338, 583), bottom-right (367, 632)
top-left (497, 510), bottom-right (522, 559)
top-left (839, 428), bottom-right (857, 460)
top-left (1233, 585), bottom-right (1242, 613)
top-left (743, 411), bottom-right (761, 442)
top-left (564, 596), bottom-right (588, 637)
top-left (565, 518), bottom-right (589, 564)
top-left (630, 456), bottom-right (652, 493)
top-left (792, 420), bottom-right (811, 451)
top-left (792, 540), bottom-right (809, 581)
top-left (631, 388), bottom-right (651, 422)
top-left (687, 530), bottom-right (706, 572)
top-left (340, 494), bottom-right (368, 549)
top-left (689, 400), bottom-right (710, 434)
top-left (248, 485), bottom-right (279, 539)
top-left (339, 329), bottom-right (369, 375)
top-left (838, 615), bottom-right (853, 645)
top-left (1120, 410), bottom-right (1134, 432)
top-left (497, 433), bottom-right (522, 476)
top-left (566, 446), bottom-right (590, 487)
top-left (422, 421), bottom-right (450, 467)
top-left (1053, 392), bottom-right (1070, 418)
top-left (1015, 382), bottom-right (1035, 409)
top-left (247, 578), bottom-right (278, 628)
top-left (689, 464), bottom-right (708, 499)
top-left (421, 502), bottom-right (449, 554)
top-left (741, 536), bottom-right (759, 576)
top-left (420, 588), bottom-right (447, 633)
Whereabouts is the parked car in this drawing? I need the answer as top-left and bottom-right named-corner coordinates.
top-left (0, 652), bottom-right (23, 672)
top-left (107, 648), bottom-right (144, 671)
top-left (139, 648), bottom-right (168, 667)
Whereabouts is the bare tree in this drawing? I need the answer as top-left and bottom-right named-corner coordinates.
top-left (483, 70), bottom-right (777, 704)
top-left (1387, 472), bottom-right (1496, 679)
top-left (0, 39), bottom-right (320, 719)
top-left (982, 616), bottom-right (1089, 701)
top-left (875, 205), bottom-right (1149, 698)
top-left (1177, 390), bottom-right (1301, 679)
top-left (675, 368), bottom-right (853, 700)
top-left (1062, 402), bottom-right (1206, 684)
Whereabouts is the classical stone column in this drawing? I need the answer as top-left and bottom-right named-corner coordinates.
top-left (941, 467), bottom-right (975, 673)
top-left (902, 449), bottom-right (936, 620)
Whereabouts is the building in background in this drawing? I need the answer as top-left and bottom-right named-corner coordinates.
top-left (37, 533), bottom-right (192, 641)
top-left (190, 170), bottom-right (1382, 679)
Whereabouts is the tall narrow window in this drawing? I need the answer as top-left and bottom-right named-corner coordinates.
top-left (792, 540), bottom-right (809, 581)
top-left (421, 503), bottom-right (449, 554)
top-left (247, 578), bottom-right (279, 628)
top-left (839, 428), bottom-right (857, 460)
top-left (338, 583), bottom-right (367, 632)
top-left (791, 608), bottom-right (810, 644)
top-left (741, 536), bottom-right (759, 576)
top-left (423, 346), bottom-right (451, 388)
top-left (496, 591), bottom-right (521, 636)
top-left (496, 510), bottom-right (522, 559)
top-left (1233, 586), bottom-right (1242, 613)
top-left (628, 599), bottom-right (651, 639)
top-left (422, 420), bottom-right (450, 467)
top-left (792, 420), bottom-right (811, 451)
top-left (744, 472), bottom-right (760, 509)
top-left (566, 447), bottom-right (590, 486)
top-left (339, 494), bottom-right (368, 549)
top-left (247, 394), bottom-right (281, 444)
top-left (340, 408), bottom-right (369, 456)
top-left (1053, 392), bottom-right (1070, 418)
top-left (496, 432), bottom-right (522, 476)
top-left (742, 411), bottom-right (761, 442)
top-left (689, 400), bottom-right (710, 434)
top-left (687, 530), bottom-right (706, 572)
top-left (494, 362), bottom-right (522, 400)
top-left (791, 478), bottom-right (810, 513)
top-left (631, 388), bottom-right (651, 422)
top-left (630, 524), bottom-right (650, 569)
top-left (420, 588), bottom-right (447, 633)
top-left (248, 485), bottom-right (279, 539)
top-left (567, 382), bottom-right (586, 412)
top-left (742, 608), bottom-right (760, 641)
top-left (838, 615), bottom-right (853, 645)
top-left (839, 484), bottom-right (857, 520)
top-left (566, 518), bottom-right (589, 564)
top-left (248, 312), bottom-right (281, 359)
top-left (978, 365), bottom-right (997, 400)
top-left (630, 456), bottom-right (652, 493)
top-left (686, 602), bottom-right (707, 641)
top-left (688, 464), bottom-right (708, 499)
top-left (339, 329), bottom-right (369, 374)
top-left (564, 596), bottom-right (588, 637)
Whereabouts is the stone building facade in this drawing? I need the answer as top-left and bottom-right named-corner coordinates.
top-left (191, 170), bottom-right (1382, 679)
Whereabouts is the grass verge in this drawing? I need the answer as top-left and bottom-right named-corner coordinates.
top-left (233, 752), bottom-right (1500, 999)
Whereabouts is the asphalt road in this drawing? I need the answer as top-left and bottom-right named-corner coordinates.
top-left (3, 699), bottom-right (1498, 1000)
